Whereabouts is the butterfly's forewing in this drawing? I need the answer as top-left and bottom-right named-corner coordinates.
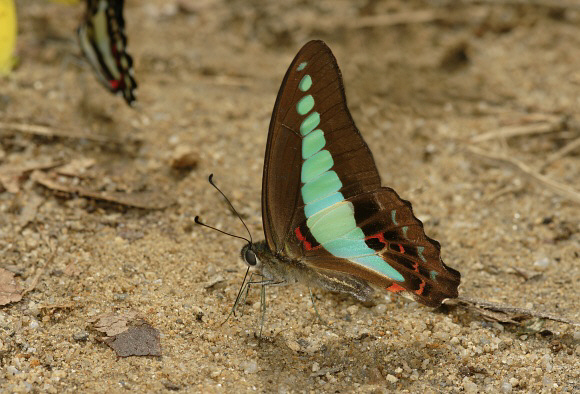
top-left (262, 41), bottom-right (381, 253)
top-left (78, 0), bottom-right (137, 106)
top-left (263, 40), bottom-right (460, 306)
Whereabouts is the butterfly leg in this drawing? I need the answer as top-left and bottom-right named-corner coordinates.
top-left (308, 288), bottom-right (329, 327)
top-left (256, 279), bottom-right (285, 338)
top-left (259, 283), bottom-right (266, 338)
top-left (221, 270), bottom-right (263, 326)
top-left (236, 272), bottom-right (262, 317)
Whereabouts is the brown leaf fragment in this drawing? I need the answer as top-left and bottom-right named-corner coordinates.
top-left (92, 310), bottom-right (139, 336)
top-left (0, 268), bottom-right (23, 305)
top-left (104, 319), bottom-right (162, 357)
top-left (91, 311), bottom-right (162, 357)
top-left (31, 170), bottom-right (175, 210)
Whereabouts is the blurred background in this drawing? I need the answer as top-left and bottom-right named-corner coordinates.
top-left (1, 0), bottom-right (579, 392)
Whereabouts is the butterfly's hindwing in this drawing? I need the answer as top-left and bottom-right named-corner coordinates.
top-left (78, 0), bottom-right (137, 106)
top-left (290, 187), bottom-right (460, 306)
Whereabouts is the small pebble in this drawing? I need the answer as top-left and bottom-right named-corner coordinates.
top-left (346, 305), bottom-right (359, 315)
top-left (374, 304), bottom-right (387, 315)
top-left (6, 366), bottom-right (20, 376)
top-left (463, 378), bottom-right (478, 393)
top-left (73, 331), bottom-right (89, 342)
top-left (533, 257), bottom-right (551, 270)
top-left (287, 340), bottom-right (301, 352)
top-left (114, 293), bottom-right (128, 301)
top-left (241, 360), bottom-right (258, 374)
top-left (386, 374), bottom-right (398, 383)
top-left (501, 382), bottom-right (512, 393)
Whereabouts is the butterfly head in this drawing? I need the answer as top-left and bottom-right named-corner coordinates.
top-left (240, 243), bottom-right (259, 268)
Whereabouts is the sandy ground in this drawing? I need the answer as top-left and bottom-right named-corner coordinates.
top-left (1, 0), bottom-right (579, 392)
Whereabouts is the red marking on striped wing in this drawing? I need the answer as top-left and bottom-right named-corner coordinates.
top-left (366, 232), bottom-right (387, 244)
top-left (397, 243), bottom-right (405, 253)
top-left (415, 280), bottom-right (426, 295)
top-left (386, 283), bottom-right (405, 293)
top-left (295, 227), bottom-right (312, 250)
top-left (109, 79), bottom-right (120, 89)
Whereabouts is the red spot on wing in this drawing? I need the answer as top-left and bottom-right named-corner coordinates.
top-left (397, 243), bottom-right (405, 253)
top-left (386, 283), bottom-right (405, 293)
top-left (109, 79), bottom-right (120, 89)
top-left (415, 280), bottom-right (426, 295)
top-left (295, 227), bottom-right (312, 250)
top-left (366, 232), bottom-right (387, 244)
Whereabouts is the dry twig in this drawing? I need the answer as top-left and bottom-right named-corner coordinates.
top-left (0, 121), bottom-right (110, 142)
top-left (467, 145), bottom-right (580, 204)
top-left (470, 122), bottom-right (560, 143)
top-left (542, 136), bottom-right (580, 168)
top-left (451, 295), bottom-right (579, 327)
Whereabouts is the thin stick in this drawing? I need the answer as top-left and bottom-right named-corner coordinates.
top-left (542, 136), bottom-right (580, 168)
top-left (309, 288), bottom-right (328, 326)
top-left (461, 0), bottom-right (580, 10)
top-left (0, 121), bottom-right (111, 142)
top-left (467, 145), bottom-right (580, 204)
top-left (470, 122), bottom-right (559, 143)
top-left (454, 295), bottom-right (579, 326)
top-left (348, 10), bottom-right (439, 28)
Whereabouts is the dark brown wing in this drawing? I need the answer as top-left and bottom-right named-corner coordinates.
top-left (262, 40), bottom-right (380, 253)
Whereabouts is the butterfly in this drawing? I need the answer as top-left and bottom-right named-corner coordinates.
top-left (77, 0), bottom-right (137, 106)
top-left (200, 40), bottom-right (460, 324)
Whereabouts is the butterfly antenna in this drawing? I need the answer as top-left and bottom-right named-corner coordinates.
top-left (207, 173), bottom-right (253, 244)
top-left (194, 216), bottom-right (251, 244)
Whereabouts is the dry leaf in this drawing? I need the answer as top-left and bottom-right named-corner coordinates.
top-left (92, 310), bottom-right (139, 336)
top-left (91, 310), bottom-right (162, 357)
top-left (31, 170), bottom-right (175, 210)
top-left (0, 268), bottom-right (23, 305)
top-left (104, 319), bottom-right (162, 357)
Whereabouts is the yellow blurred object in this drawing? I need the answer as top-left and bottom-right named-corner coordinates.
top-left (0, 0), bottom-right (17, 74)
top-left (51, 0), bottom-right (80, 4)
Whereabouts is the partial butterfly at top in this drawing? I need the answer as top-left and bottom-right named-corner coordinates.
top-left (201, 40), bottom-right (460, 321)
top-left (77, 0), bottom-right (137, 106)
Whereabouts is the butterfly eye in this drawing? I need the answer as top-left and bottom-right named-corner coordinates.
top-left (244, 248), bottom-right (257, 266)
